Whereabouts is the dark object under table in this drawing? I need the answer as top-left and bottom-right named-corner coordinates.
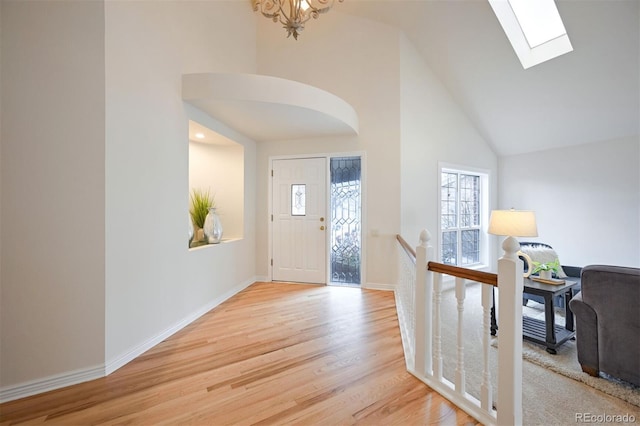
top-left (491, 278), bottom-right (579, 354)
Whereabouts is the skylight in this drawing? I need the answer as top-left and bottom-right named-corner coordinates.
top-left (508, 0), bottom-right (567, 48)
top-left (489, 0), bottom-right (573, 69)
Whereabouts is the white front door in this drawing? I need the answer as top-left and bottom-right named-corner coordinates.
top-left (272, 158), bottom-right (327, 284)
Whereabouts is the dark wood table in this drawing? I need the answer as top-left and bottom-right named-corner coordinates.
top-left (491, 278), bottom-right (579, 354)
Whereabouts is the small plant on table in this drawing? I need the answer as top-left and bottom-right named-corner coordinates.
top-left (531, 258), bottom-right (560, 279)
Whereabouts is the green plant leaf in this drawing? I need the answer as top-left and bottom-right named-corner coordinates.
top-left (189, 188), bottom-right (216, 229)
top-left (531, 258), bottom-right (560, 274)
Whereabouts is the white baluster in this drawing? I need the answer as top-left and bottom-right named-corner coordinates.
top-left (433, 272), bottom-right (443, 380)
top-left (481, 283), bottom-right (493, 412)
top-left (455, 277), bottom-right (466, 395)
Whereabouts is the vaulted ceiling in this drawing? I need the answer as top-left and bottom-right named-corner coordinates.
top-left (338, 0), bottom-right (639, 156)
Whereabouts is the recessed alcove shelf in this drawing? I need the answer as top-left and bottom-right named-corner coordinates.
top-left (188, 120), bottom-right (244, 249)
top-left (182, 73), bottom-right (359, 142)
top-left (189, 238), bottom-right (242, 250)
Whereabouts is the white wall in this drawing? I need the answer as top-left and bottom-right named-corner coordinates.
top-left (499, 136), bottom-right (640, 268)
top-left (1, 1), bottom-right (106, 388)
top-left (0, 1), bottom-right (3, 393)
top-left (255, 13), bottom-right (402, 288)
top-left (1, 0), bottom-right (259, 398)
top-left (104, 1), bottom-right (257, 369)
top-left (399, 35), bottom-right (499, 261)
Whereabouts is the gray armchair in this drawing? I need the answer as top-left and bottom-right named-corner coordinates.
top-left (569, 265), bottom-right (640, 386)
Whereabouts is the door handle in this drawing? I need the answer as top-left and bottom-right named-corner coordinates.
top-left (320, 226), bottom-right (325, 231)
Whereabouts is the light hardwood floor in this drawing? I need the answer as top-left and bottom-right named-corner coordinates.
top-left (0, 282), bottom-right (479, 425)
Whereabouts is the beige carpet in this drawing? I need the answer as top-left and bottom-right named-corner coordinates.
top-left (519, 303), bottom-right (640, 408)
top-left (438, 281), bottom-right (640, 425)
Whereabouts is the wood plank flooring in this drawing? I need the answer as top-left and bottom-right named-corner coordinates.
top-left (0, 282), bottom-right (479, 425)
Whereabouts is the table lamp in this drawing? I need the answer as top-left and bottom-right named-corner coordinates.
top-left (488, 208), bottom-right (538, 258)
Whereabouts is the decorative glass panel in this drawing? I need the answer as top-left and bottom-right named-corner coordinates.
top-left (441, 172), bottom-right (457, 229)
top-left (459, 174), bottom-right (480, 228)
top-left (442, 231), bottom-right (457, 265)
top-left (330, 157), bottom-right (361, 285)
top-left (291, 184), bottom-right (306, 216)
top-left (461, 229), bottom-right (480, 265)
top-left (440, 170), bottom-right (482, 266)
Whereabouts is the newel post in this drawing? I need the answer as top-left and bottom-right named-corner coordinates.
top-left (496, 236), bottom-right (524, 426)
top-left (414, 229), bottom-right (433, 376)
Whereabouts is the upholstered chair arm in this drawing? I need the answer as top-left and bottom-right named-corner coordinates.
top-left (569, 292), bottom-right (599, 377)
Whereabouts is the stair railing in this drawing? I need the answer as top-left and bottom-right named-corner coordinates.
top-left (396, 230), bottom-right (523, 426)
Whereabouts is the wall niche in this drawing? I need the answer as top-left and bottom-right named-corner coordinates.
top-left (188, 119), bottom-right (244, 248)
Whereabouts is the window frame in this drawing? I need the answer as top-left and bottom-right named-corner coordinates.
top-left (488, 0), bottom-right (573, 69)
top-left (438, 163), bottom-right (490, 269)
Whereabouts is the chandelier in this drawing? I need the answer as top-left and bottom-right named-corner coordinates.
top-left (251, 0), bottom-right (344, 40)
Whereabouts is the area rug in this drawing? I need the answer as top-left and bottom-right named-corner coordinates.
top-left (437, 281), bottom-right (640, 424)
top-left (517, 303), bottom-right (640, 408)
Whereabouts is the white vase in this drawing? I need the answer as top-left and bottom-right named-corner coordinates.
top-left (203, 207), bottom-right (223, 244)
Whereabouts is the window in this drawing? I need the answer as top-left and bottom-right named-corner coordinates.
top-left (488, 0), bottom-right (573, 69)
top-left (291, 184), bottom-right (306, 216)
top-left (507, 0), bottom-right (567, 49)
top-left (440, 169), bottom-right (486, 266)
top-left (330, 157), bottom-right (362, 285)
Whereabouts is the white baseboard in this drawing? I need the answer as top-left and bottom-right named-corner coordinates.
top-left (105, 277), bottom-right (255, 374)
top-left (0, 364), bottom-right (104, 404)
top-left (254, 275), bottom-right (270, 282)
top-left (363, 282), bottom-right (395, 291)
top-left (0, 277), bottom-right (257, 404)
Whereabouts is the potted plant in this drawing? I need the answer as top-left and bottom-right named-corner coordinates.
top-left (189, 188), bottom-right (215, 243)
top-left (531, 258), bottom-right (560, 280)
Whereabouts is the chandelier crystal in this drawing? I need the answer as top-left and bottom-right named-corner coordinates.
top-left (251, 0), bottom-right (344, 40)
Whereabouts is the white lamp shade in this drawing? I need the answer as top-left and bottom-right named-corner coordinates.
top-left (488, 209), bottom-right (538, 237)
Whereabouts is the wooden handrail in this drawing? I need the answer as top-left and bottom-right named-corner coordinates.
top-left (397, 233), bottom-right (497, 286)
top-left (427, 261), bottom-right (498, 287)
top-left (396, 234), bottom-right (416, 263)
